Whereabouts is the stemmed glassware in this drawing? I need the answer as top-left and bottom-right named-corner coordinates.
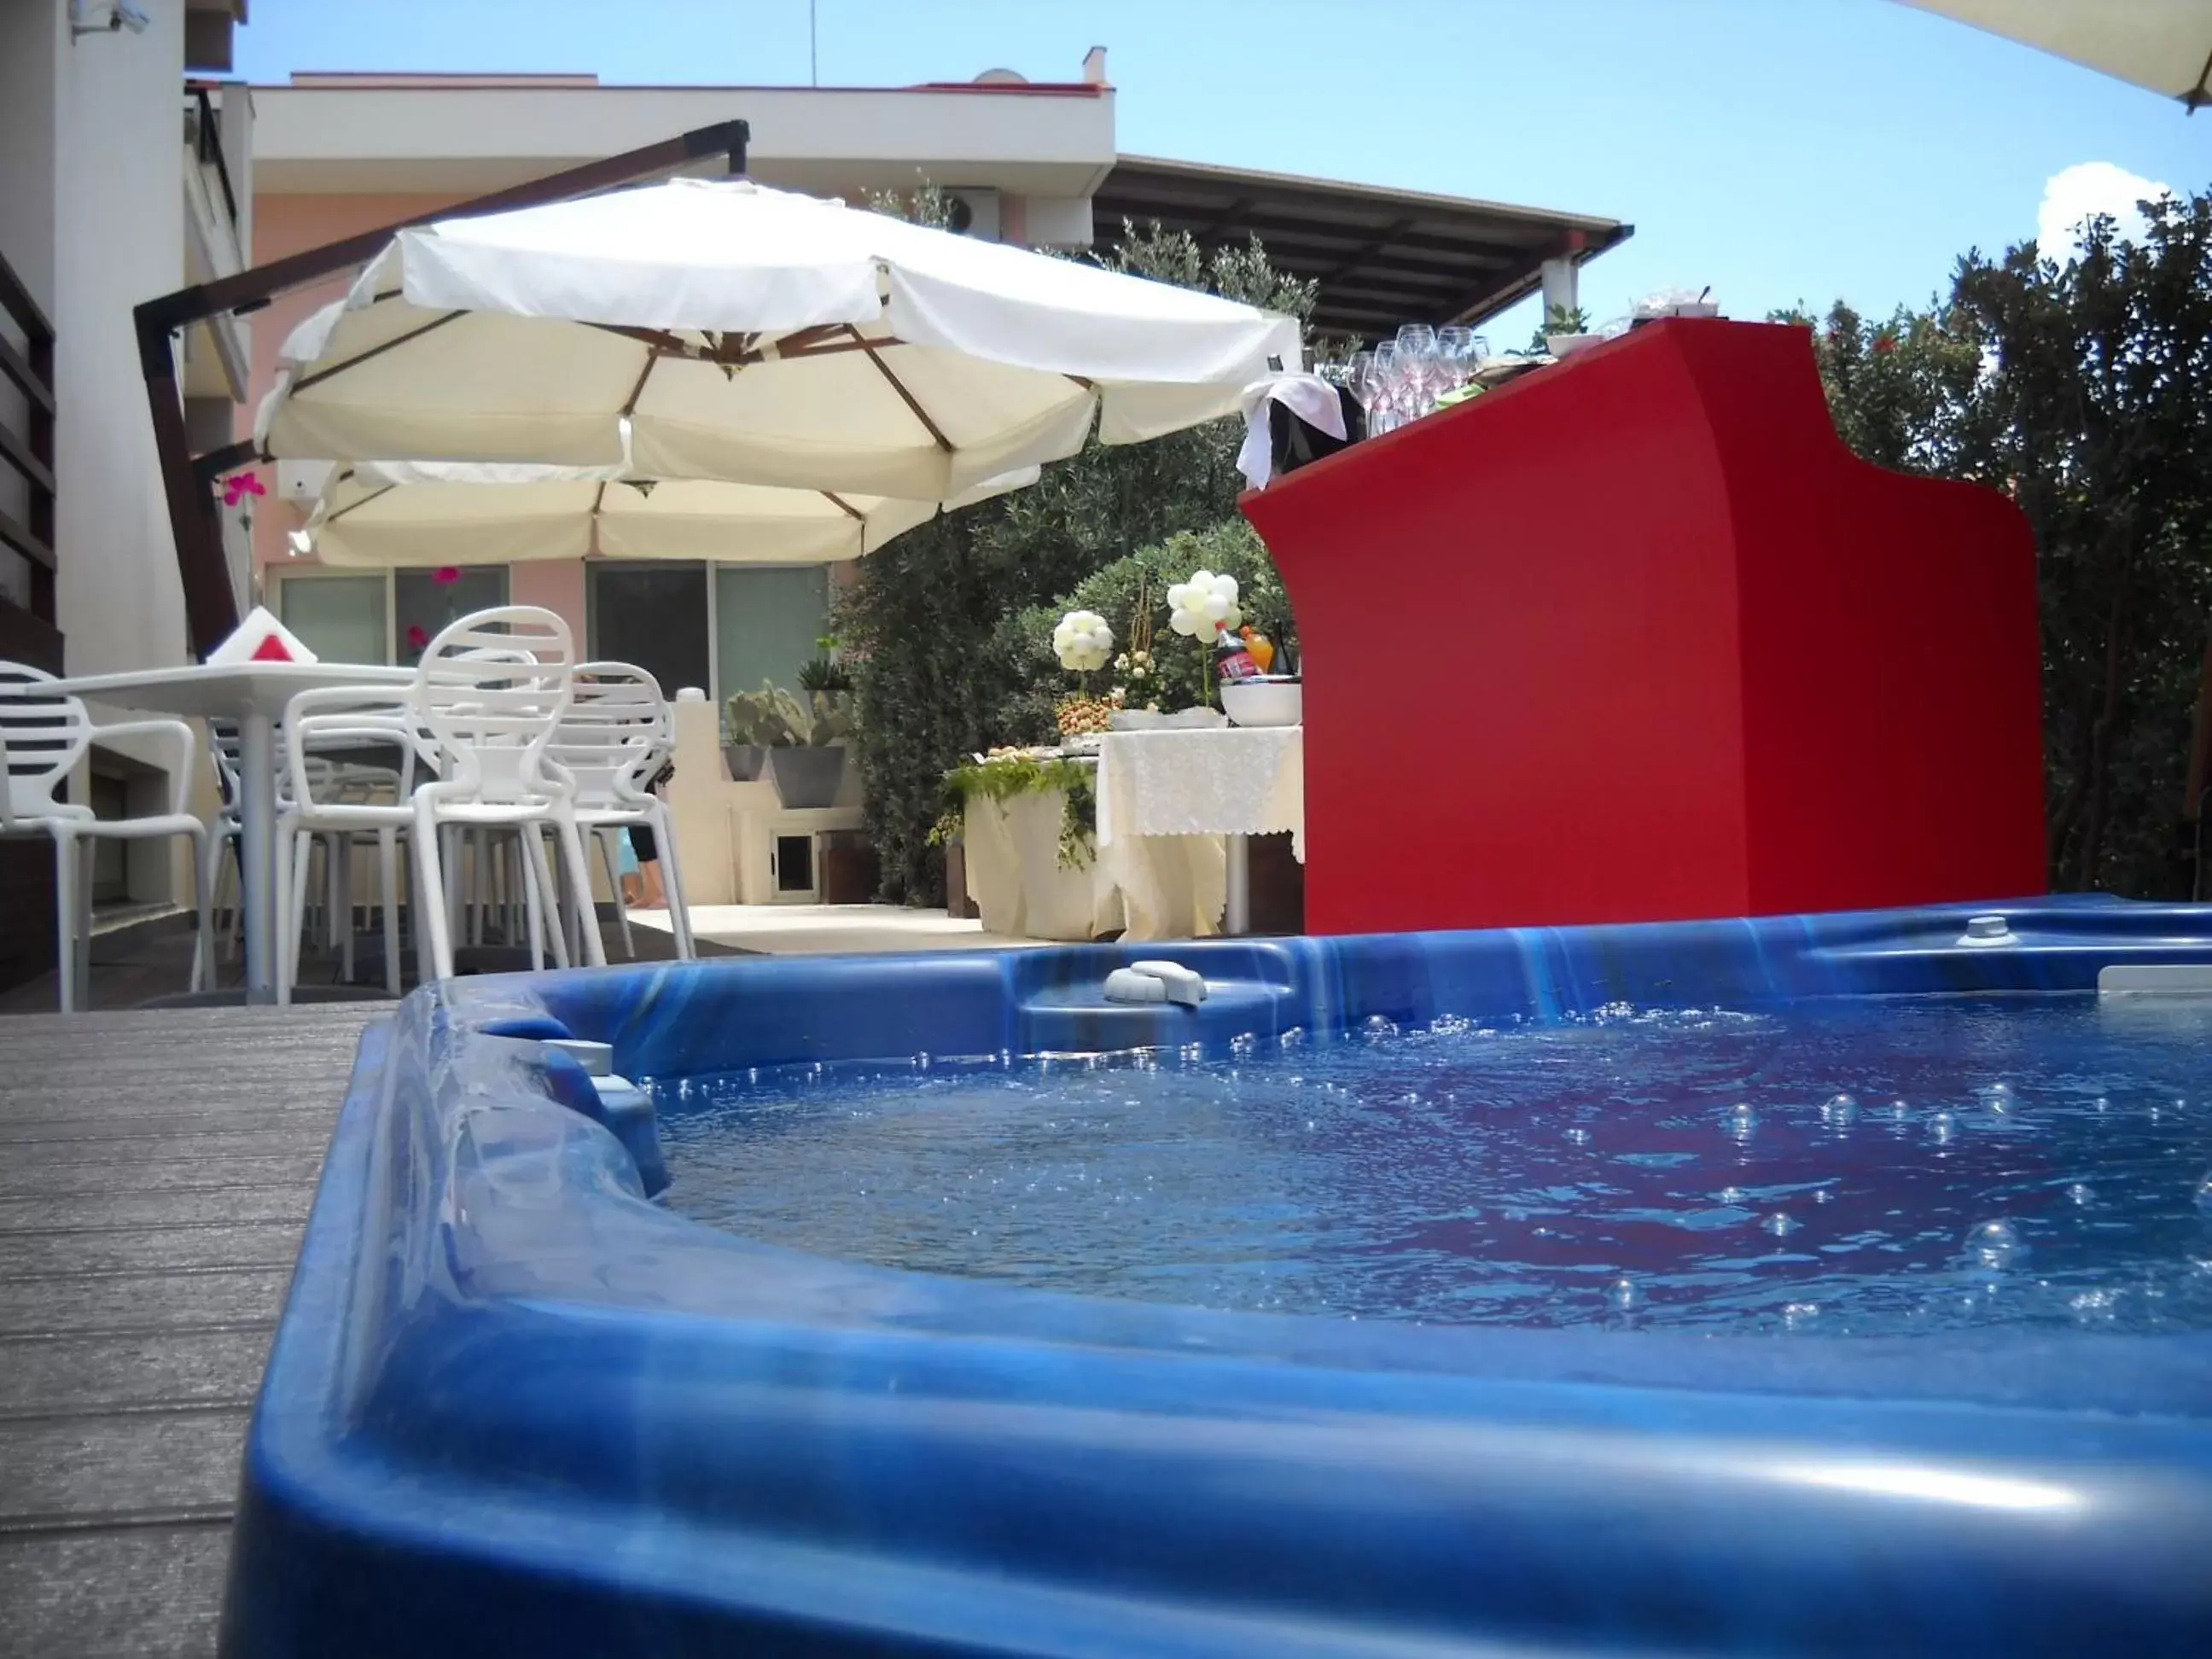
top-left (1369, 341), bottom-right (1403, 434)
top-left (1343, 323), bottom-right (1509, 439)
top-left (1344, 349), bottom-right (1379, 434)
top-left (1435, 325), bottom-right (1482, 397)
top-left (1394, 324), bottom-right (1438, 420)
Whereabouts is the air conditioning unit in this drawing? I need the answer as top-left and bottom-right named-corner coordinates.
top-left (943, 189), bottom-right (1000, 242)
top-left (276, 459), bottom-right (335, 503)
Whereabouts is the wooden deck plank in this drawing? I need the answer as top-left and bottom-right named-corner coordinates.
top-left (0, 1268), bottom-right (296, 1337)
top-left (0, 1004), bottom-right (374, 1659)
top-left (0, 1527), bottom-right (230, 1659)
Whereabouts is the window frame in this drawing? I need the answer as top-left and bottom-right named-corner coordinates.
top-left (269, 564), bottom-right (513, 666)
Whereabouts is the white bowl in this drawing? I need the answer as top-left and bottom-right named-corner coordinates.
top-left (1219, 677), bottom-right (1302, 728)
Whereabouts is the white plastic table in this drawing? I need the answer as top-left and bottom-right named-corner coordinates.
top-left (15, 663), bottom-right (413, 1003)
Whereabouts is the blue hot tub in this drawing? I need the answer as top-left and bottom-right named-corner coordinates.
top-left (222, 900), bottom-right (2212, 1656)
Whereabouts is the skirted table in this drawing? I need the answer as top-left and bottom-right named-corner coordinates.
top-left (961, 728), bottom-right (1305, 941)
top-left (1096, 725), bottom-right (1304, 938)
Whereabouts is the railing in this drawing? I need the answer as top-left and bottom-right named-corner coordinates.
top-left (0, 243), bottom-right (58, 673)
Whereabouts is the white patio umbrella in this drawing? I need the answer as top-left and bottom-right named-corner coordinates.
top-left (1895, 2), bottom-right (2212, 108)
top-left (293, 457), bottom-right (1034, 568)
top-left (256, 178), bottom-right (1303, 499)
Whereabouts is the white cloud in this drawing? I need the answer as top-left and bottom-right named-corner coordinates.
top-left (2037, 162), bottom-right (2173, 258)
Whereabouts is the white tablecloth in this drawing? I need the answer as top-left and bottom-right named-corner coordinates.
top-left (963, 790), bottom-right (1123, 942)
top-left (1095, 727), bottom-right (1303, 939)
top-left (962, 785), bottom-right (1235, 944)
top-left (1095, 727), bottom-right (1305, 858)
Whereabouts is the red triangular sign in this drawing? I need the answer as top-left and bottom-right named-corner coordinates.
top-left (248, 634), bottom-right (294, 662)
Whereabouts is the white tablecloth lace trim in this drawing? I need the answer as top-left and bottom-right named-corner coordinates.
top-left (1095, 726), bottom-right (1304, 862)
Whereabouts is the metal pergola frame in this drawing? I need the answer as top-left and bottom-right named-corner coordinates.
top-left (134, 119), bottom-right (751, 658)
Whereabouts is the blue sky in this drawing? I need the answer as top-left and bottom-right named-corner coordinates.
top-left (232, 0), bottom-right (2207, 341)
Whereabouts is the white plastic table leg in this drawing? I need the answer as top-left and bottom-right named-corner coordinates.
top-left (237, 712), bottom-right (280, 1004)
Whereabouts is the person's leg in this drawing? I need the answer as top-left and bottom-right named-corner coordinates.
top-left (628, 822), bottom-right (666, 908)
top-left (617, 828), bottom-right (644, 906)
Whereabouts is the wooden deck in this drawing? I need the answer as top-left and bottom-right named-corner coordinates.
top-left (0, 1006), bottom-right (378, 1658)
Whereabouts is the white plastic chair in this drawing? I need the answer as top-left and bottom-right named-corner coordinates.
top-left (550, 662), bottom-right (696, 961)
top-left (275, 690), bottom-right (429, 1001)
top-left (195, 719), bottom-right (245, 980)
top-left (0, 662), bottom-right (212, 1012)
top-left (408, 608), bottom-right (605, 982)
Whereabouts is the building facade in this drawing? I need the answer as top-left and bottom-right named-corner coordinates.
top-left (0, 0), bottom-right (252, 983)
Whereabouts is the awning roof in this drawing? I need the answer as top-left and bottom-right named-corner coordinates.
top-left (1093, 155), bottom-right (1633, 340)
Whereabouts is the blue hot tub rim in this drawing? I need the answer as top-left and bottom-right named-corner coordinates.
top-left (218, 897), bottom-right (2212, 1657)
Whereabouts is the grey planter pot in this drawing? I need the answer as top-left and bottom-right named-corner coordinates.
top-left (723, 742), bottom-right (767, 783)
top-left (768, 745), bottom-right (847, 809)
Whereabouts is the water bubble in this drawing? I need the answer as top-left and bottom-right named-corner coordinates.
top-left (914, 1051), bottom-right (932, 1071)
top-left (1563, 1126), bottom-right (1592, 1146)
top-left (1761, 1212), bottom-right (1800, 1237)
top-left (1608, 1277), bottom-right (1639, 1312)
top-left (1718, 1185), bottom-right (1747, 1205)
top-left (1821, 1092), bottom-right (1860, 1127)
top-left (2069, 1289), bottom-right (2120, 1324)
top-left (1929, 1110), bottom-right (1957, 1145)
top-left (1278, 1027), bottom-right (1306, 1050)
top-left (1982, 1081), bottom-right (2017, 1115)
top-left (2067, 1183), bottom-right (2096, 1208)
top-left (1886, 1098), bottom-right (1910, 1120)
top-left (2194, 1174), bottom-right (2212, 1214)
top-left (1964, 1218), bottom-right (2023, 1269)
top-left (1782, 1301), bottom-right (1820, 1330)
top-left (1725, 1102), bottom-right (1756, 1140)
top-left (2093, 1096), bottom-right (2110, 1113)
top-left (1229, 1032), bottom-right (1257, 1057)
top-left (1813, 1187), bottom-right (1836, 1204)
top-left (1362, 1015), bottom-right (1399, 1043)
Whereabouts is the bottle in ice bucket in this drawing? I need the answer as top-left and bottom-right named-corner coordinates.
top-left (1214, 625), bottom-right (1264, 683)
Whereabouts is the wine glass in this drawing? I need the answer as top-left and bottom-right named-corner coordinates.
top-left (1435, 325), bottom-right (1476, 394)
top-left (1344, 349), bottom-right (1378, 435)
top-left (1394, 323), bottom-right (1438, 417)
top-left (1369, 340), bottom-right (1402, 434)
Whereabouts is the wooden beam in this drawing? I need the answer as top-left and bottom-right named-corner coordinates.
top-left (134, 119), bottom-right (750, 658)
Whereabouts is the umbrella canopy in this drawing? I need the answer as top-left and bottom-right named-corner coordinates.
top-left (256, 178), bottom-right (1303, 498)
top-left (294, 457), bottom-right (1033, 568)
top-left (1895, 1), bottom-right (2212, 108)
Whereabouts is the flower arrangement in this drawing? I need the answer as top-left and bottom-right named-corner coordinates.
top-left (1051, 609), bottom-right (1114, 672)
top-left (1050, 608), bottom-right (1116, 737)
top-left (1167, 568), bottom-right (1242, 642)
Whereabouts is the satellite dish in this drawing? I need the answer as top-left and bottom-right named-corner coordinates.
top-left (973, 67), bottom-right (1027, 84)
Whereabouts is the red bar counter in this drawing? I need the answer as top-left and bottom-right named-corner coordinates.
top-left (1240, 318), bottom-right (2045, 936)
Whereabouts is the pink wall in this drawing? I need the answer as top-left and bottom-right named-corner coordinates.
top-left (249, 192), bottom-right (591, 648)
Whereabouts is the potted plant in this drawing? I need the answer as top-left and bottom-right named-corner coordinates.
top-left (721, 693), bottom-right (769, 782)
top-left (727, 681), bottom-right (855, 808)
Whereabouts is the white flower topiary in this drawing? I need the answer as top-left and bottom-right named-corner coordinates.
top-left (1052, 609), bottom-right (1115, 672)
top-left (1167, 569), bottom-right (1243, 639)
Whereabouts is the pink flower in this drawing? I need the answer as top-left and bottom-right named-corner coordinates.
top-left (431, 566), bottom-right (462, 585)
top-left (220, 470), bottom-right (266, 507)
top-left (405, 624), bottom-right (429, 651)
top-left (1871, 333), bottom-right (1896, 355)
